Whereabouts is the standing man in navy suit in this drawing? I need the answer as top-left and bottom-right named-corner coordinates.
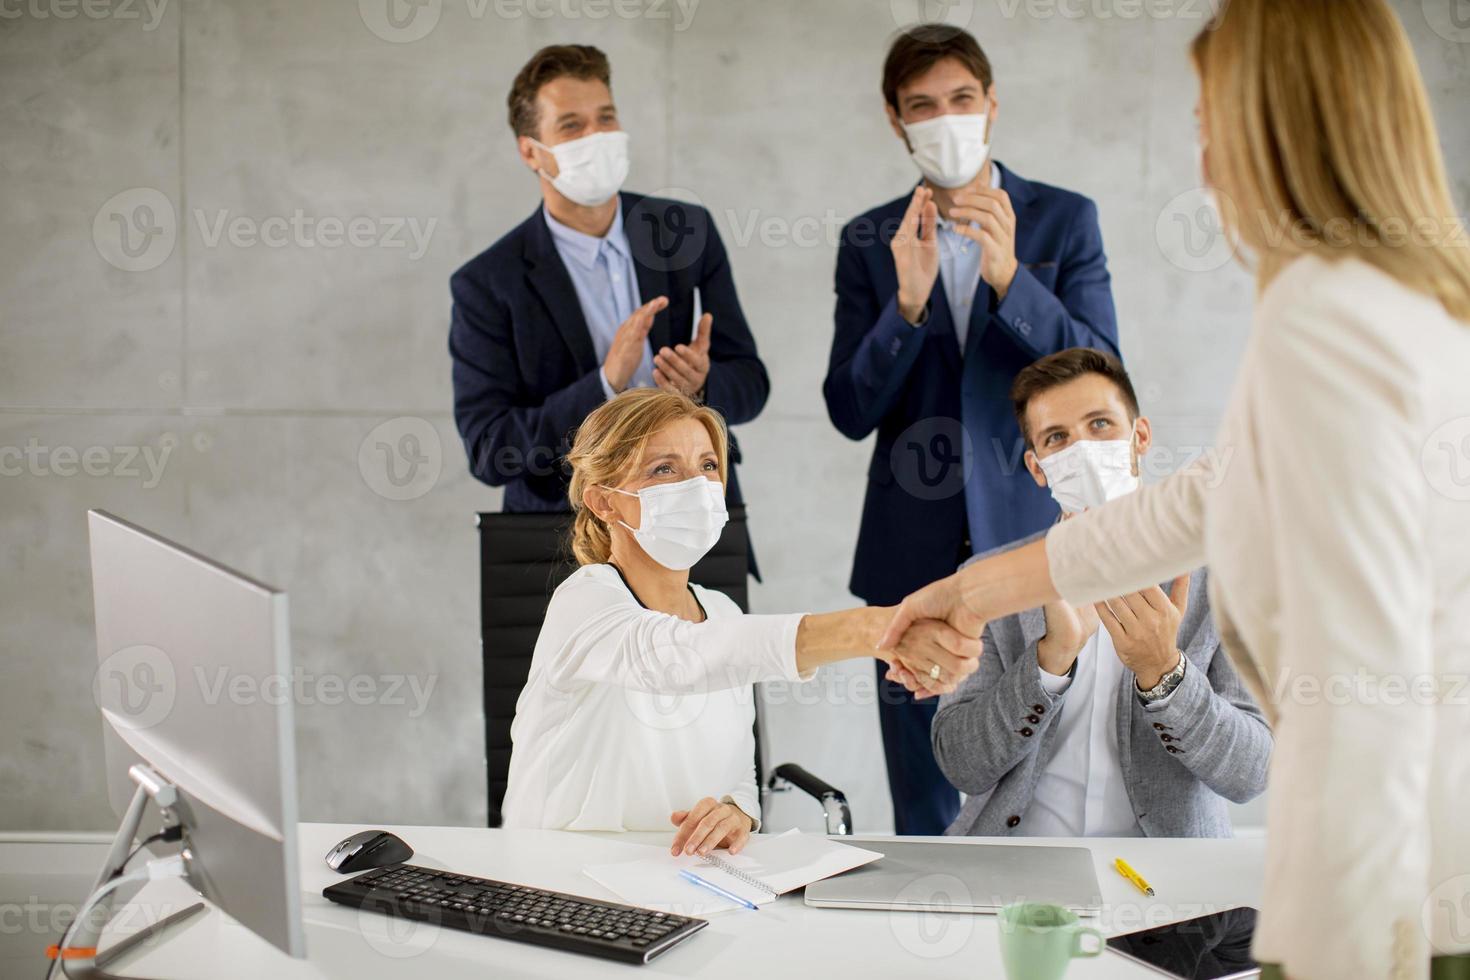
top-left (825, 25), bottom-right (1119, 835)
top-left (451, 45), bottom-right (769, 519)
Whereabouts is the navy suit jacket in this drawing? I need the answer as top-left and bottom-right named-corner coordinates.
top-left (824, 163), bottom-right (1119, 605)
top-left (450, 192), bottom-right (770, 514)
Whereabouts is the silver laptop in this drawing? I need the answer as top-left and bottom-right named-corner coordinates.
top-left (804, 840), bottom-right (1103, 916)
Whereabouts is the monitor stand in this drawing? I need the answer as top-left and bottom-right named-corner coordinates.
top-left (57, 765), bottom-right (207, 980)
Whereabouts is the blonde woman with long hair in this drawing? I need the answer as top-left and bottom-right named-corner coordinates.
top-left (881, 1), bottom-right (1470, 977)
top-left (501, 388), bottom-right (978, 856)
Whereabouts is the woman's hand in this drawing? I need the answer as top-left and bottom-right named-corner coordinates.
top-left (884, 617), bottom-right (982, 696)
top-left (669, 798), bottom-right (754, 857)
top-left (878, 573), bottom-right (990, 652)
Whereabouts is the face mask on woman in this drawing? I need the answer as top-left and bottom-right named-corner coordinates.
top-left (604, 476), bottom-right (728, 570)
top-left (1036, 435), bottom-right (1141, 514)
top-left (903, 112), bottom-right (991, 189)
top-left (531, 130), bottom-right (630, 207)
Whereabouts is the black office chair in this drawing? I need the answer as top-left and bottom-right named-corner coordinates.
top-left (477, 507), bottom-right (853, 835)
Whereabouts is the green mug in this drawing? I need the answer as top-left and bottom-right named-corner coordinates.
top-left (998, 902), bottom-right (1106, 980)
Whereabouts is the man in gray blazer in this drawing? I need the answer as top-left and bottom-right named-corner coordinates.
top-left (927, 349), bottom-right (1272, 838)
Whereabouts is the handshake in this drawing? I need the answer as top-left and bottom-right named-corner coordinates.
top-left (872, 575), bottom-right (991, 699)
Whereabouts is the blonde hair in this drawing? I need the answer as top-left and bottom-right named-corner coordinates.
top-left (565, 388), bottom-right (730, 566)
top-left (1192, 0), bottom-right (1470, 322)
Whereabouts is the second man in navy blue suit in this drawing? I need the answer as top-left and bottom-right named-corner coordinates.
top-left (825, 25), bottom-right (1120, 835)
top-left (451, 45), bottom-right (770, 520)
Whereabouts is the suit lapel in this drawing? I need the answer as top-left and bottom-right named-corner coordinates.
top-left (927, 266), bottom-right (964, 370)
top-left (523, 206), bottom-right (599, 374)
top-left (623, 194), bottom-right (675, 354)
top-left (963, 281), bottom-right (992, 360)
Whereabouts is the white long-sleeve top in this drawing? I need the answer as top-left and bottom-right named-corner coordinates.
top-left (1045, 254), bottom-right (1470, 980)
top-left (501, 563), bottom-right (808, 832)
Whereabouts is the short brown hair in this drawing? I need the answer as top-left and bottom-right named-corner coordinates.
top-left (507, 44), bottom-right (611, 139)
top-left (1011, 348), bottom-right (1140, 447)
top-left (882, 24), bottom-right (993, 112)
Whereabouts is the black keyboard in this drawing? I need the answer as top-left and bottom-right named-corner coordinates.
top-left (322, 863), bottom-right (707, 965)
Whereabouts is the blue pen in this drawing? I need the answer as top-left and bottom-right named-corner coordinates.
top-left (679, 869), bottom-right (759, 911)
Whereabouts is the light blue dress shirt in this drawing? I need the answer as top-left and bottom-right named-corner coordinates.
top-left (934, 164), bottom-right (1003, 352)
top-left (542, 201), bottom-right (652, 398)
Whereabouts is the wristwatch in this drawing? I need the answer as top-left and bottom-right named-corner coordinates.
top-left (1135, 652), bottom-right (1187, 704)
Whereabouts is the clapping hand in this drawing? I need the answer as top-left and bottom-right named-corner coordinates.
top-left (1096, 575), bottom-right (1190, 690)
top-left (949, 187), bottom-right (1019, 299)
top-left (654, 312), bottom-right (712, 398)
top-left (604, 296), bottom-right (669, 393)
top-left (892, 185), bottom-right (940, 325)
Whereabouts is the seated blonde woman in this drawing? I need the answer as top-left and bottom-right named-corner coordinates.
top-left (502, 388), bottom-right (976, 857)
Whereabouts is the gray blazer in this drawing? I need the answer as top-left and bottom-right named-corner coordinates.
top-left (932, 541), bottom-right (1272, 839)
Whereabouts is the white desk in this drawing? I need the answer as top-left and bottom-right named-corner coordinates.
top-left (86, 823), bottom-right (1264, 978)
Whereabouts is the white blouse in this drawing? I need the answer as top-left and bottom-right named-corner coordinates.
top-left (1045, 254), bottom-right (1470, 980)
top-left (501, 563), bottom-right (808, 832)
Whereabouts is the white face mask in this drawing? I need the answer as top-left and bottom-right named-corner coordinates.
top-left (606, 476), bottom-right (728, 571)
top-left (902, 112), bottom-right (991, 189)
top-left (532, 130), bottom-right (630, 207)
top-left (1036, 436), bottom-right (1141, 514)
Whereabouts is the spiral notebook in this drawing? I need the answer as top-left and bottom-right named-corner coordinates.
top-left (584, 831), bottom-right (884, 916)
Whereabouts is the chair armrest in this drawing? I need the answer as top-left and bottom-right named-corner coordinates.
top-left (768, 763), bottom-right (852, 836)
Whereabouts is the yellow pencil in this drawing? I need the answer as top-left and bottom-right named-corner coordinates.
top-left (1113, 857), bottom-right (1155, 897)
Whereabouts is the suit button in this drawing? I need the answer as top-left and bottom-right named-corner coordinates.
top-left (1006, 816), bottom-right (1021, 828)
top-left (1019, 727), bottom-right (1034, 738)
top-left (1033, 704), bottom-right (1046, 715)
top-left (1160, 734), bottom-right (1174, 743)
top-left (1166, 745), bottom-right (1182, 754)
top-left (1026, 715), bottom-right (1039, 724)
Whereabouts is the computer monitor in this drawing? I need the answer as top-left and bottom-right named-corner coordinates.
top-left (84, 510), bottom-right (305, 962)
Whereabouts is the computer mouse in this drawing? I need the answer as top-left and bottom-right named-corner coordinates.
top-left (325, 830), bottom-right (414, 873)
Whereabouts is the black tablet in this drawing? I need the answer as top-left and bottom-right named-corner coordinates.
top-left (1106, 907), bottom-right (1260, 980)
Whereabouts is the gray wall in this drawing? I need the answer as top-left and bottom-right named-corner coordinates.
top-left (2, 0), bottom-right (1466, 834)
